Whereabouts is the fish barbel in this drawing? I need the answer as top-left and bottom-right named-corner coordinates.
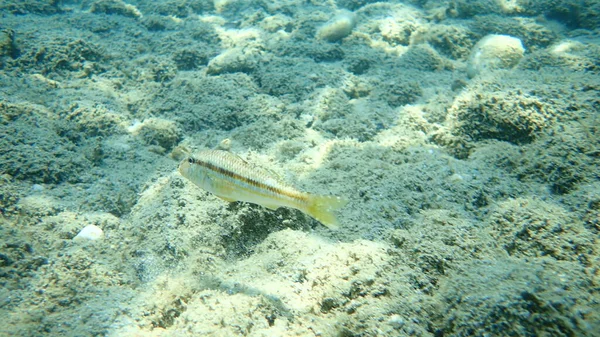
top-left (178, 150), bottom-right (348, 229)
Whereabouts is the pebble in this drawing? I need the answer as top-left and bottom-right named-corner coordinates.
top-left (388, 314), bottom-right (405, 329)
top-left (31, 184), bottom-right (44, 192)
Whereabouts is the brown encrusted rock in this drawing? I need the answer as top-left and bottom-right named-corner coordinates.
top-left (439, 258), bottom-right (599, 336)
top-left (488, 198), bottom-right (596, 264)
top-left (0, 102), bottom-right (89, 184)
top-left (446, 74), bottom-right (556, 146)
top-left (64, 103), bottom-right (126, 137)
top-left (89, 0), bottom-right (142, 18)
top-left (452, 89), bottom-right (551, 144)
top-left (0, 0), bottom-right (63, 15)
top-left (0, 29), bottom-right (16, 59)
top-left (469, 15), bottom-right (558, 50)
top-left (518, 0), bottom-right (600, 30)
top-left (519, 40), bottom-right (600, 73)
top-left (135, 117), bottom-right (182, 152)
top-left (420, 24), bottom-right (476, 60)
top-left (372, 79), bottom-right (422, 108)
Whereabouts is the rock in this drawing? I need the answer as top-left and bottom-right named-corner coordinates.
top-left (131, 118), bottom-right (181, 152)
top-left (206, 47), bottom-right (261, 75)
top-left (467, 34), bottom-right (524, 78)
top-left (317, 11), bottom-right (356, 42)
top-left (0, 29), bottom-right (16, 58)
top-left (89, 0), bottom-right (142, 18)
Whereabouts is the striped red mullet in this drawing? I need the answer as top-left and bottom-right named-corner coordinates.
top-left (178, 150), bottom-right (348, 229)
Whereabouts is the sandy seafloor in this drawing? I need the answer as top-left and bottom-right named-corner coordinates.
top-left (1, 0), bottom-right (600, 336)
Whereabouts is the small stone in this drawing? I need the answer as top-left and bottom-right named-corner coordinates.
top-left (73, 224), bottom-right (104, 241)
top-left (31, 184), bottom-right (44, 192)
top-left (388, 314), bottom-right (405, 329)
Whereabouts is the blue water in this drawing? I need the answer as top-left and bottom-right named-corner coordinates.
top-left (0, 0), bottom-right (598, 336)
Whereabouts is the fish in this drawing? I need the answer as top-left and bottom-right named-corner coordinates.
top-left (178, 150), bottom-right (348, 229)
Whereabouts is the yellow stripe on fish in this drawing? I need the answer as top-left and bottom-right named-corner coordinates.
top-left (178, 150), bottom-right (348, 229)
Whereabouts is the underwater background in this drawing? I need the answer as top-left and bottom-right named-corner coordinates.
top-left (1, 0), bottom-right (599, 336)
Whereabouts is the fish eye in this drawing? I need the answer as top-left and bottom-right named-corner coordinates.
top-left (188, 158), bottom-right (194, 163)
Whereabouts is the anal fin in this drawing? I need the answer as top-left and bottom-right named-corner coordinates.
top-left (216, 195), bottom-right (237, 202)
top-left (262, 203), bottom-right (280, 210)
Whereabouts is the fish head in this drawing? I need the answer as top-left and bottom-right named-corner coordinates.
top-left (178, 157), bottom-right (193, 176)
top-left (179, 156), bottom-right (204, 181)
top-left (178, 156), bottom-right (219, 193)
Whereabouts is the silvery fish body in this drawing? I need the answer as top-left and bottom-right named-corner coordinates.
top-left (178, 150), bottom-right (347, 229)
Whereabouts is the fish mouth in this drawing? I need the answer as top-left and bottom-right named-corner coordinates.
top-left (178, 158), bottom-right (190, 175)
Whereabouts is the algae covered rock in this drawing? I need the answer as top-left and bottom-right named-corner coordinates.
top-left (439, 258), bottom-right (597, 336)
top-left (0, 29), bottom-right (16, 59)
top-left (448, 86), bottom-right (552, 144)
top-left (206, 47), bottom-right (262, 75)
top-left (89, 0), bottom-right (142, 18)
top-left (131, 117), bottom-right (182, 152)
top-left (488, 198), bottom-right (595, 263)
top-left (520, 40), bottom-right (600, 72)
top-left (0, 102), bottom-right (89, 184)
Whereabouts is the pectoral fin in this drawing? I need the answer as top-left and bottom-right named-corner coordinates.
top-left (207, 173), bottom-right (236, 199)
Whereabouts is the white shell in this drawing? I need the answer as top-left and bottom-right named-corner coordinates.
top-left (73, 224), bottom-right (104, 241)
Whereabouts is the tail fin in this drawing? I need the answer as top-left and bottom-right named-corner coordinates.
top-left (305, 195), bottom-right (349, 229)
